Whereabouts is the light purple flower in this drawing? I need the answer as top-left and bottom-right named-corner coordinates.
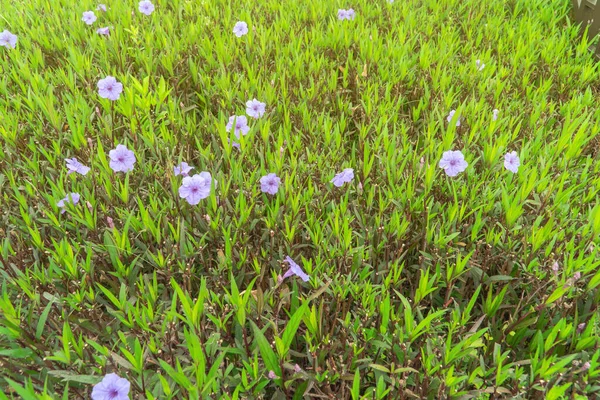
top-left (226, 115), bottom-right (250, 139)
top-left (439, 150), bottom-right (468, 177)
top-left (97, 76), bottom-right (123, 101)
top-left (282, 256), bottom-right (310, 282)
top-left (0, 30), bottom-right (17, 49)
top-left (338, 9), bottom-right (348, 20)
top-left (574, 271), bottom-right (581, 281)
top-left (233, 21), bottom-right (248, 37)
top-left (246, 99), bottom-right (266, 119)
top-left (97, 4), bottom-right (107, 12)
top-left (179, 172), bottom-right (215, 205)
top-left (65, 158), bottom-right (91, 176)
top-left (331, 168), bottom-right (354, 187)
top-left (260, 173), bottom-right (281, 195)
top-left (267, 370), bottom-right (278, 379)
top-left (476, 59), bottom-right (485, 71)
top-left (82, 11), bottom-right (97, 25)
top-left (138, 1), bottom-right (155, 15)
top-left (492, 109), bottom-right (499, 121)
top-left (346, 8), bottom-right (356, 19)
top-left (97, 27), bottom-right (110, 36)
top-left (551, 261), bottom-right (560, 273)
top-left (582, 362), bottom-right (591, 371)
top-left (447, 110), bottom-right (461, 126)
top-left (108, 144), bottom-right (136, 173)
top-left (577, 323), bottom-right (586, 333)
top-left (294, 364), bottom-right (302, 373)
top-left (57, 193), bottom-right (81, 214)
top-left (174, 162), bottom-right (194, 177)
top-left (91, 373), bottom-right (130, 400)
top-left (504, 151), bottom-right (520, 174)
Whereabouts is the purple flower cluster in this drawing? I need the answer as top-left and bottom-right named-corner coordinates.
top-left (338, 9), bottom-right (356, 20)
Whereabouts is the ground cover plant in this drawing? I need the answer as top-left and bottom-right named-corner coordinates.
top-left (0, 0), bottom-right (599, 398)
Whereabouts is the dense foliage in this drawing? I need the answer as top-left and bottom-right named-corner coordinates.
top-left (0, 0), bottom-right (599, 398)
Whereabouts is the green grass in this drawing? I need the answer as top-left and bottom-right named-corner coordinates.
top-left (1, 0), bottom-right (600, 398)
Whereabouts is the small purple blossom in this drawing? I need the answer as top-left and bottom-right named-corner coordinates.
top-left (439, 150), bottom-right (468, 177)
top-left (574, 271), bottom-right (581, 281)
top-left (91, 373), bottom-right (130, 400)
top-left (246, 99), bottom-right (266, 119)
top-left (107, 216), bottom-right (115, 229)
top-left (582, 362), bottom-right (591, 371)
top-left (65, 158), bottom-right (91, 176)
top-left (82, 11), bottom-right (97, 25)
top-left (0, 30), bottom-right (17, 49)
top-left (282, 256), bottom-right (310, 282)
top-left (331, 168), bottom-right (354, 187)
top-left (338, 9), bottom-right (356, 20)
top-left (476, 59), bottom-right (485, 71)
top-left (174, 162), bottom-right (194, 177)
top-left (226, 115), bottom-right (250, 138)
top-left (260, 173), bottom-right (281, 195)
top-left (577, 323), bottom-right (586, 333)
top-left (138, 1), bottom-right (155, 15)
top-left (57, 193), bottom-right (81, 214)
top-left (447, 110), bottom-right (461, 126)
top-left (492, 109), bottom-right (499, 121)
top-left (97, 4), bottom-right (107, 12)
top-left (294, 364), bottom-right (302, 373)
top-left (551, 261), bottom-right (560, 273)
top-left (233, 21), bottom-right (248, 37)
top-left (108, 144), bottom-right (136, 173)
top-left (97, 76), bottom-right (123, 101)
top-left (504, 151), bottom-right (520, 174)
top-left (227, 138), bottom-right (241, 149)
top-left (267, 370), bottom-right (278, 379)
top-left (179, 172), bottom-right (215, 205)
top-left (97, 27), bottom-right (110, 36)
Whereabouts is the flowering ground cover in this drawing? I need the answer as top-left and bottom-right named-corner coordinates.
top-left (1, 0), bottom-right (599, 398)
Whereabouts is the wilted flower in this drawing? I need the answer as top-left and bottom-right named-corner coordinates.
top-left (582, 362), bottom-right (591, 371)
top-left (331, 168), bottom-right (354, 187)
top-left (574, 271), bottom-right (581, 281)
top-left (260, 173), bottom-right (281, 195)
top-left (439, 150), bottom-right (468, 177)
top-left (282, 256), bottom-right (310, 282)
top-left (0, 30), bottom-right (18, 49)
top-left (138, 1), bottom-right (155, 15)
top-left (476, 59), bottom-right (485, 71)
top-left (179, 172), bottom-right (215, 205)
top-left (174, 162), bottom-right (194, 177)
top-left (233, 21), bottom-right (248, 37)
top-left (294, 364), bottom-right (302, 373)
top-left (91, 373), bottom-right (130, 400)
top-left (108, 144), bottom-right (136, 172)
top-left (267, 370), bottom-right (278, 379)
top-left (107, 216), bottom-right (115, 229)
top-left (577, 323), bottom-right (586, 333)
top-left (551, 261), bottom-right (560, 273)
top-left (97, 27), bottom-right (110, 35)
top-left (57, 193), bottom-right (81, 214)
top-left (492, 109), bottom-right (499, 121)
top-left (97, 76), bottom-right (123, 101)
top-left (82, 11), bottom-right (97, 25)
top-left (226, 115), bottom-right (250, 138)
top-left (65, 158), bottom-right (91, 176)
top-left (97, 4), bottom-right (107, 12)
top-left (447, 110), bottom-right (461, 126)
top-left (504, 151), bottom-right (520, 174)
top-left (246, 99), bottom-right (266, 119)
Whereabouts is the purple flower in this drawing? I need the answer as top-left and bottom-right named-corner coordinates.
top-left (0, 30), bottom-right (17, 49)
top-left (346, 8), bottom-right (356, 19)
top-left (331, 168), bottom-right (354, 187)
top-left (97, 76), bottom-right (123, 101)
top-left (97, 4), bottom-right (107, 12)
top-left (551, 261), bottom-right (560, 273)
top-left (97, 27), bottom-right (110, 36)
top-left (282, 256), bottom-right (310, 282)
top-left (233, 21), bottom-right (248, 37)
top-left (492, 109), bottom-right (499, 121)
top-left (439, 150), bottom-right (468, 177)
top-left (246, 99), bottom-right (266, 119)
top-left (338, 9), bottom-right (348, 20)
top-left (109, 144), bottom-right (136, 172)
top-left (82, 11), bottom-right (97, 25)
top-left (226, 115), bottom-right (250, 139)
top-left (91, 373), bottom-right (130, 400)
top-left (447, 110), bottom-right (461, 126)
top-left (504, 151), bottom-right (520, 174)
top-left (57, 193), bottom-right (81, 214)
top-left (138, 1), bottom-right (155, 15)
top-left (294, 364), bottom-right (302, 373)
top-left (65, 158), bottom-right (91, 176)
top-left (574, 271), bottom-right (581, 281)
top-left (228, 139), bottom-right (241, 149)
top-left (577, 323), bottom-right (586, 333)
top-left (582, 362), bottom-right (591, 371)
top-left (174, 162), bottom-right (194, 177)
top-left (268, 370), bottom-right (278, 379)
top-left (179, 172), bottom-right (215, 205)
top-left (476, 59), bottom-right (485, 71)
top-left (260, 173), bottom-right (281, 195)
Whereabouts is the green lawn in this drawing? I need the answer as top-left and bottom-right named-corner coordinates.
top-left (1, 0), bottom-right (599, 398)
